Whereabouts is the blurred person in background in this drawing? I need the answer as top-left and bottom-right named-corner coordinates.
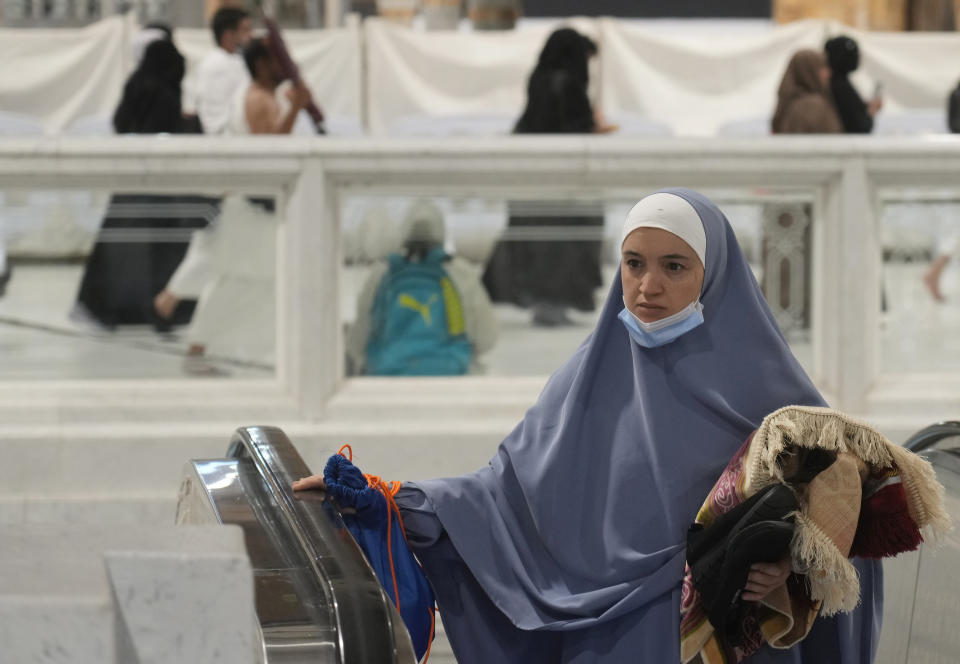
top-left (483, 28), bottom-right (615, 327)
top-left (112, 39), bottom-right (191, 135)
top-left (922, 240), bottom-right (956, 303)
top-left (129, 22), bottom-right (203, 131)
top-left (234, 36), bottom-right (312, 135)
top-left (347, 200), bottom-right (498, 376)
top-left (924, 81), bottom-right (960, 300)
top-left (167, 195), bottom-right (277, 374)
top-left (152, 36), bottom-right (314, 373)
top-left (824, 36), bottom-right (882, 134)
top-left (948, 77), bottom-right (960, 133)
top-left (73, 39), bottom-right (216, 330)
top-left (149, 8), bottom-right (252, 353)
top-left (195, 7), bottom-right (252, 135)
top-left (0, 234), bottom-right (9, 298)
top-left (771, 49), bottom-right (843, 134)
top-left (513, 28), bottom-right (616, 136)
top-left (127, 22), bottom-right (200, 133)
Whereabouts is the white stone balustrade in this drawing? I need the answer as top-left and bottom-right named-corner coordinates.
top-left (1, 136), bottom-right (959, 539)
top-left (1, 136), bottom-right (959, 425)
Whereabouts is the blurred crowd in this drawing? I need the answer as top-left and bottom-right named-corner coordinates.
top-left (2, 10), bottom-right (959, 377)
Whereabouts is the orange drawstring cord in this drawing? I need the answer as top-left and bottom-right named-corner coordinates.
top-left (337, 445), bottom-right (435, 663)
top-left (365, 473), bottom-right (404, 613)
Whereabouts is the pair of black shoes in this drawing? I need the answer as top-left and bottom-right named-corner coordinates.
top-left (687, 483), bottom-right (798, 641)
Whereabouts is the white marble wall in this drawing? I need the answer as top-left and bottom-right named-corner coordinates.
top-left (0, 525), bottom-right (255, 664)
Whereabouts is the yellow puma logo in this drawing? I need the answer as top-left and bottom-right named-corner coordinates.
top-left (399, 293), bottom-right (438, 325)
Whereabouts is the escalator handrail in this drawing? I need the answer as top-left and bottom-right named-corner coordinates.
top-left (903, 421), bottom-right (960, 453)
top-left (228, 426), bottom-right (401, 663)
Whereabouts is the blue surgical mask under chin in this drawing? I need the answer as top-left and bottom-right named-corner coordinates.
top-left (618, 297), bottom-right (705, 348)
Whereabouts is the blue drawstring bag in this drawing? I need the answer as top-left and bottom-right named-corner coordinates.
top-left (324, 452), bottom-right (435, 661)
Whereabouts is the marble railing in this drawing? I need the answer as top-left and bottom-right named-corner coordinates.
top-left (1, 136), bottom-right (959, 429)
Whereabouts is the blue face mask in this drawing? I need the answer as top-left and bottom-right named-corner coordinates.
top-left (618, 298), bottom-right (704, 348)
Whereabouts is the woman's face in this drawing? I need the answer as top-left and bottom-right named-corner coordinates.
top-left (818, 64), bottom-right (831, 88)
top-left (621, 227), bottom-right (705, 323)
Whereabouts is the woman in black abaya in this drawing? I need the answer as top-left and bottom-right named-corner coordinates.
top-left (824, 36), bottom-right (882, 135)
top-left (482, 28), bottom-right (615, 326)
top-left (74, 39), bottom-right (214, 329)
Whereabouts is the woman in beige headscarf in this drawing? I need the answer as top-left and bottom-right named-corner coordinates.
top-left (772, 50), bottom-right (843, 134)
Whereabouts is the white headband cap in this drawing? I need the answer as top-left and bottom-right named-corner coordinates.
top-left (620, 192), bottom-right (707, 269)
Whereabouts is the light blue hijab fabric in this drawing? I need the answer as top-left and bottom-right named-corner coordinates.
top-left (409, 188), bottom-right (881, 661)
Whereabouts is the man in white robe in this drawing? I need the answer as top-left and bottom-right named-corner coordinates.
top-left (195, 7), bottom-right (252, 136)
top-left (157, 36), bottom-right (313, 374)
top-left (152, 7), bottom-right (254, 369)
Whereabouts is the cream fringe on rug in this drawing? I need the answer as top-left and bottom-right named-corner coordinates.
top-left (744, 406), bottom-right (951, 616)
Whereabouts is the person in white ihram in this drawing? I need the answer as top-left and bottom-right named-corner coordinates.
top-left (151, 7), bottom-right (253, 371)
top-left (194, 7), bottom-right (252, 136)
top-left (154, 33), bottom-right (313, 374)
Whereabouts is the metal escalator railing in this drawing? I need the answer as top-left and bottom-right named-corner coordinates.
top-left (903, 421), bottom-right (960, 454)
top-left (176, 426), bottom-right (416, 664)
top-left (877, 423), bottom-right (960, 664)
top-left (886, 442), bottom-right (960, 664)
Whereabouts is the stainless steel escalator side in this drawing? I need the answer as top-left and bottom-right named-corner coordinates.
top-left (899, 448), bottom-right (960, 664)
top-left (227, 426), bottom-right (414, 664)
top-left (902, 421), bottom-right (960, 453)
top-left (179, 455), bottom-right (342, 663)
top-left (877, 436), bottom-right (960, 664)
top-left (177, 427), bottom-right (416, 664)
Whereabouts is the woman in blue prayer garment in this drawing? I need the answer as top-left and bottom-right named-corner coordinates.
top-left (296, 188), bottom-right (882, 663)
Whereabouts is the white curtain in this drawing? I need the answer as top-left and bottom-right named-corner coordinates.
top-left (847, 24), bottom-right (960, 111)
top-left (364, 17), bottom-right (599, 134)
top-left (0, 17), bottom-right (363, 135)
top-left (2, 16), bottom-right (960, 137)
top-left (598, 19), bottom-right (828, 136)
top-left (0, 16), bottom-right (130, 135)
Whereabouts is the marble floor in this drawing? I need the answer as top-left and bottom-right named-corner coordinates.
top-left (881, 261), bottom-right (960, 374)
top-left (0, 262), bottom-right (604, 380)
top-left (0, 263), bottom-right (269, 380)
top-left (4, 259), bottom-right (958, 381)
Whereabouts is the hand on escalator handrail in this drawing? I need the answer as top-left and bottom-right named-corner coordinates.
top-left (292, 474), bottom-right (326, 492)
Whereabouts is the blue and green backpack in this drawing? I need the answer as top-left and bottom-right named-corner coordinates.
top-left (366, 248), bottom-right (472, 376)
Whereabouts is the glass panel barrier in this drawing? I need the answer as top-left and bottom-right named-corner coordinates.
top-left (880, 191), bottom-right (960, 374)
top-left (0, 187), bottom-right (278, 380)
top-left (340, 189), bottom-right (816, 379)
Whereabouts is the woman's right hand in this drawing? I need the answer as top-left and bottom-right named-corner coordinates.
top-left (292, 474), bottom-right (326, 491)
